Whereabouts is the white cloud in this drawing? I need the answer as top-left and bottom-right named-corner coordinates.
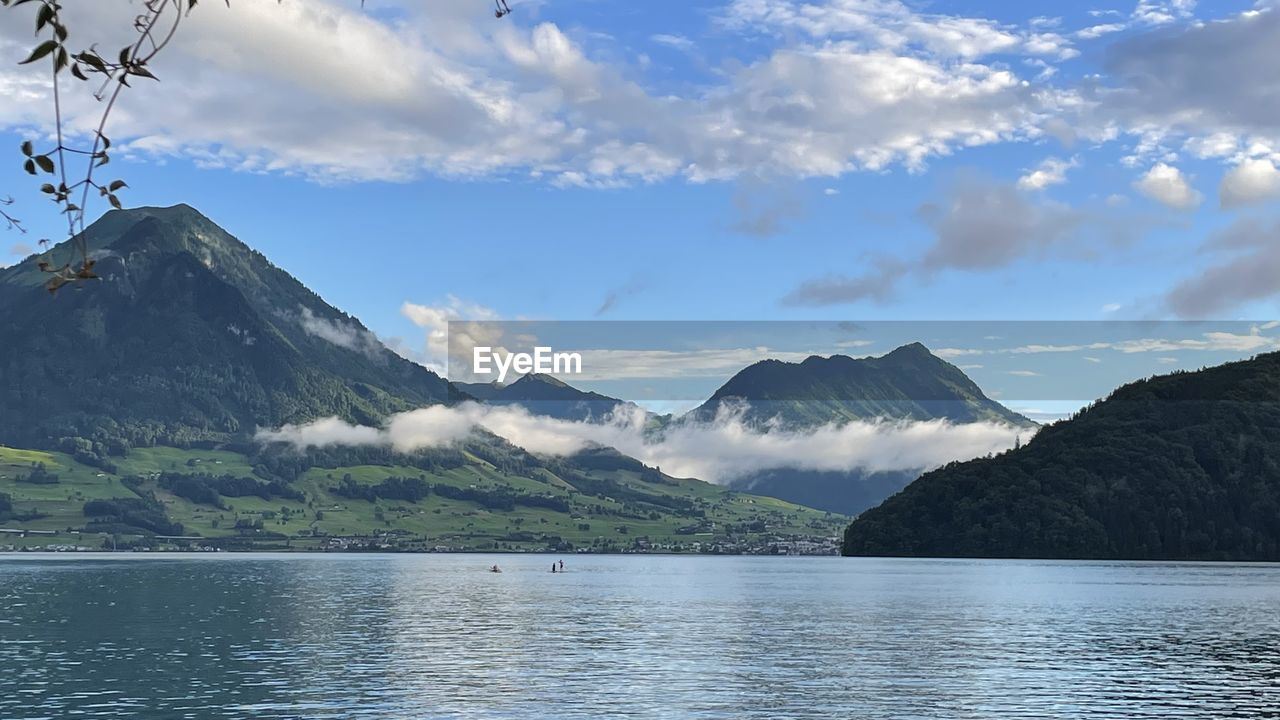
top-left (1009, 343), bottom-right (1111, 354)
top-left (1110, 332), bottom-right (1279, 354)
top-left (1102, 303), bottom-right (1122, 313)
top-left (927, 329), bottom-right (1280, 358)
top-left (255, 401), bottom-right (1026, 484)
top-left (1220, 158), bottom-right (1280, 208)
top-left (723, 0), bottom-right (1075, 60)
top-left (0, 0), bottom-right (1267, 206)
top-left (1134, 163), bottom-right (1203, 210)
top-left (0, 0), bottom-right (1069, 186)
top-left (935, 347), bottom-right (985, 358)
top-left (1096, 9), bottom-right (1280, 169)
top-left (834, 339), bottom-right (875, 349)
top-left (1133, 0), bottom-right (1197, 26)
top-left (295, 306), bottom-right (384, 359)
top-left (1076, 23), bottom-right (1126, 39)
top-left (1017, 156), bottom-right (1078, 191)
top-left (693, 44), bottom-right (1053, 178)
top-left (1184, 133), bottom-right (1241, 160)
top-left (651, 33), bottom-right (695, 50)
top-left (400, 296), bottom-right (501, 376)
top-left (256, 416), bottom-right (385, 449)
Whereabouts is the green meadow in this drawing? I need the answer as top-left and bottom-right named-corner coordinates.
top-left (0, 445), bottom-right (843, 553)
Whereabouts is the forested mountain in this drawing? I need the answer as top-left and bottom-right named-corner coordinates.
top-left (843, 352), bottom-right (1280, 561)
top-left (0, 206), bottom-right (843, 552)
top-left (0, 205), bottom-right (459, 456)
top-left (691, 343), bottom-right (1034, 428)
top-left (456, 373), bottom-right (639, 422)
top-left (682, 344), bottom-right (1032, 515)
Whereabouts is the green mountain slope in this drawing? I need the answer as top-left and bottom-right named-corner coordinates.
top-left (691, 343), bottom-right (1034, 428)
top-left (0, 443), bottom-right (843, 553)
top-left (0, 205), bottom-right (844, 552)
top-left (0, 205), bottom-right (459, 454)
top-left (842, 352), bottom-right (1280, 561)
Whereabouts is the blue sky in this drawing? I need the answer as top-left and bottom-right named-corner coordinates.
top-left (1, 0), bottom-right (1278, 398)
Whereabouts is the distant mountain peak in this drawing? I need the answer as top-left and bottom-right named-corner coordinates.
top-left (691, 343), bottom-right (1033, 428)
top-left (513, 373), bottom-right (571, 389)
top-left (885, 341), bottom-right (933, 357)
top-left (456, 373), bottom-right (646, 424)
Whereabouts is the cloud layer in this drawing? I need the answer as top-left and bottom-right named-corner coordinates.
top-left (256, 401), bottom-right (1024, 484)
top-left (0, 0), bottom-right (1074, 185)
top-left (2, 3), bottom-right (1274, 197)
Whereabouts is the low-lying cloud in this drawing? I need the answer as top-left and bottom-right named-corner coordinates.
top-left (295, 306), bottom-right (385, 360)
top-left (256, 402), bottom-right (1026, 484)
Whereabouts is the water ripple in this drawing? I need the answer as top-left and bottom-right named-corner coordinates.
top-left (1, 555), bottom-right (1278, 718)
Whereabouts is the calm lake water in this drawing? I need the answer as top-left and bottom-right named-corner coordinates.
top-left (1, 554), bottom-right (1278, 719)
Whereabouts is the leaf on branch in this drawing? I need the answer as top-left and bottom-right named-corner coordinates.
top-left (19, 40), bottom-right (58, 65)
top-left (108, 180), bottom-right (127, 192)
top-left (20, 140), bottom-right (32, 157)
top-left (35, 3), bottom-right (53, 31)
top-left (34, 155), bottom-right (55, 174)
top-left (23, 159), bottom-right (36, 175)
top-left (77, 51), bottom-right (106, 72)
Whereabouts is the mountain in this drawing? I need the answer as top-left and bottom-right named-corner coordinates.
top-left (684, 344), bottom-right (1033, 515)
top-left (0, 205), bottom-right (844, 553)
top-left (0, 204), bottom-right (460, 454)
top-left (842, 352), bottom-right (1280, 561)
top-left (456, 373), bottom-right (639, 422)
top-left (691, 343), bottom-right (1035, 428)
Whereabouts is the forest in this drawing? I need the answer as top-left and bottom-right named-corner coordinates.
top-left (844, 352), bottom-right (1280, 561)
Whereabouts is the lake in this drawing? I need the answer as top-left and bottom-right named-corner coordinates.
top-left (1, 554), bottom-right (1277, 719)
